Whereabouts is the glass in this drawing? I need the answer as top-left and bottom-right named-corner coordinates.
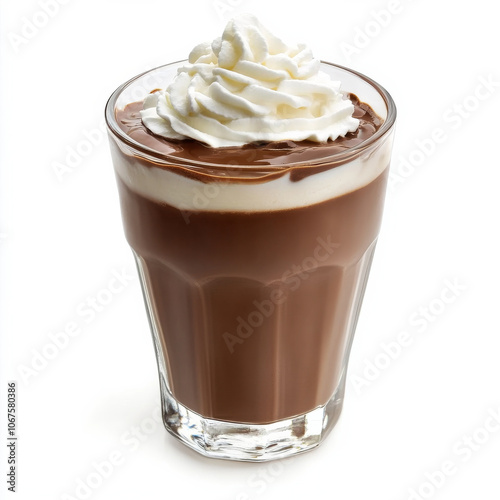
top-left (105, 61), bottom-right (396, 462)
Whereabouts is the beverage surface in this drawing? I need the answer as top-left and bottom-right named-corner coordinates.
top-left (116, 92), bottom-right (382, 170)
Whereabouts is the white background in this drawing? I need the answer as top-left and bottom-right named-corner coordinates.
top-left (1, 0), bottom-right (499, 499)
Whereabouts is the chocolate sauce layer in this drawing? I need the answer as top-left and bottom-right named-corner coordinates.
top-left (115, 94), bottom-right (382, 172)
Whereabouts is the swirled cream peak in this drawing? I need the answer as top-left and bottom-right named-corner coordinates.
top-left (141, 14), bottom-right (359, 148)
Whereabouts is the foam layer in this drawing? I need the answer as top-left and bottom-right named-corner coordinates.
top-left (110, 132), bottom-right (393, 212)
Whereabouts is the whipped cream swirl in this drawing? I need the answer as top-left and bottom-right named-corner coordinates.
top-left (141, 14), bottom-right (359, 148)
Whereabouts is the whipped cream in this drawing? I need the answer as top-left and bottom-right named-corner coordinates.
top-left (141, 14), bottom-right (359, 148)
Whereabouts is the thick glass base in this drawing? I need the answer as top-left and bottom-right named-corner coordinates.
top-left (159, 374), bottom-right (345, 462)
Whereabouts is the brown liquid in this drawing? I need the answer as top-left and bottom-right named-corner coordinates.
top-left (112, 96), bottom-right (388, 424)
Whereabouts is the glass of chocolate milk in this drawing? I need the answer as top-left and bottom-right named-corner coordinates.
top-left (105, 17), bottom-right (396, 462)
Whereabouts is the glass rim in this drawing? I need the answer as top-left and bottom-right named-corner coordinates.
top-left (105, 60), bottom-right (397, 169)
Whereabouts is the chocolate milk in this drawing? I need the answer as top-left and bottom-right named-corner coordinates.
top-left (111, 95), bottom-right (389, 424)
